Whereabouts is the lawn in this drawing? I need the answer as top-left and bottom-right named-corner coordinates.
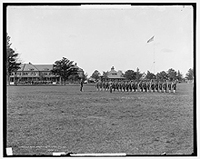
top-left (6, 83), bottom-right (194, 155)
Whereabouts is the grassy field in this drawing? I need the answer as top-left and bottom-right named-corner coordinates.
top-left (6, 83), bottom-right (194, 155)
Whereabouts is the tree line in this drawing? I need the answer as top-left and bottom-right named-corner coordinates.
top-left (90, 68), bottom-right (194, 82)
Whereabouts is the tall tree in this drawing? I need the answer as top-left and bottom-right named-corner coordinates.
top-left (6, 33), bottom-right (21, 85)
top-left (135, 68), bottom-right (143, 81)
top-left (91, 70), bottom-right (101, 81)
top-left (176, 70), bottom-right (183, 82)
top-left (185, 68), bottom-right (194, 80)
top-left (51, 57), bottom-right (79, 85)
top-left (124, 70), bottom-right (136, 80)
top-left (167, 68), bottom-right (177, 81)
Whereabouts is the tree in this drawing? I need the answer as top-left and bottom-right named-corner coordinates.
top-left (91, 70), bottom-right (101, 81)
top-left (167, 68), bottom-right (177, 81)
top-left (185, 68), bottom-right (194, 80)
top-left (81, 72), bottom-right (88, 82)
top-left (102, 71), bottom-right (109, 79)
top-left (146, 71), bottom-right (156, 80)
top-left (51, 57), bottom-right (79, 85)
top-left (68, 74), bottom-right (79, 83)
top-left (6, 33), bottom-right (21, 85)
top-left (176, 70), bottom-right (183, 82)
top-left (124, 70), bottom-right (136, 80)
top-left (156, 71), bottom-right (168, 81)
top-left (135, 68), bottom-right (143, 81)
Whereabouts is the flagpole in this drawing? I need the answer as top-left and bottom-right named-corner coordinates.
top-left (147, 36), bottom-right (155, 74)
top-left (153, 42), bottom-right (155, 74)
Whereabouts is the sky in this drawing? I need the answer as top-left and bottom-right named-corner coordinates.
top-left (7, 5), bottom-right (193, 77)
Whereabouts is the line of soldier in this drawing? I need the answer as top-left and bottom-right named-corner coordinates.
top-left (96, 79), bottom-right (177, 93)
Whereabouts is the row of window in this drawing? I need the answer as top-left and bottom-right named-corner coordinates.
top-left (11, 72), bottom-right (53, 76)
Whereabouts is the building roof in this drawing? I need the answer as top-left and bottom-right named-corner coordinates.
top-left (18, 63), bottom-right (53, 71)
top-left (106, 76), bottom-right (125, 79)
top-left (105, 66), bottom-right (124, 79)
top-left (17, 63), bottom-right (83, 72)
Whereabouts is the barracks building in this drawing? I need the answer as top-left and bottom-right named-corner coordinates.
top-left (9, 62), bottom-right (84, 85)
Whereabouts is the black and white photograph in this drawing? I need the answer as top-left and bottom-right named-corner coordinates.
top-left (4, 3), bottom-right (196, 157)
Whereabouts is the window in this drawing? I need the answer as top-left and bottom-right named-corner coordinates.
top-left (112, 73), bottom-right (117, 75)
top-left (30, 72), bottom-right (37, 76)
top-left (43, 72), bottom-right (48, 75)
top-left (28, 68), bottom-right (34, 71)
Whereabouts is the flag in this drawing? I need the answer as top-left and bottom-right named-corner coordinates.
top-left (147, 36), bottom-right (154, 43)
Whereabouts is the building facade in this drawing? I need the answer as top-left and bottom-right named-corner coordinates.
top-left (102, 66), bottom-right (125, 81)
top-left (9, 63), bottom-right (84, 85)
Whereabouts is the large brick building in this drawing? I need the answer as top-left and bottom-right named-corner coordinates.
top-left (9, 62), bottom-right (84, 85)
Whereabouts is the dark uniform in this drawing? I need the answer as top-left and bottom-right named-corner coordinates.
top-left (99, 81), bottom-right (103, 91)
top-left (109, 81), bottom-right (113, 93)
top-left (122, 81), bottom-right (126, 92)
top-left (151, 82), bottom-right (155, 92)
top-left (128, 81), bottom-right (132, 92)
top-left (102, 81), bottom-right (106, 91)
top-left (146, 81), bottom-right (150, 92)
top-left (96, 81), bottom-right (99, 91)
top-left (155, 81), bottom-right (159, 92)
top-left (115, 81), bottom-right (118, 91)
top-left (138, 81), bottom-right (142, 92)
top-left (168, 81), bottom-right (172, 93)
top-left (119, 81), bottom-right (122, 91)
top-left (124, 81), bottom-right (127, 92)
top-left (143, 81), bottom-right (147, 92)
top-left (80, 79), bottom-right (84, 92)
top-left (158, 81), bottom-right (162, 92)
top-left (172, 81), bottom-right (177, 93)
top-left (106, 81), bottom-right (109, 91)
top-left (130, 81), bottom-right (134, 92)
top-left (162, 81), bottom-right (167, 93)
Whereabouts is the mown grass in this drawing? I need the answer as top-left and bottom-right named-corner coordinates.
top-left (6, 83), bottom-right (194, 155)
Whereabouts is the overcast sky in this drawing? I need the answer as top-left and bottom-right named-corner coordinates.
top-left (7, 5), bottom-right (193, 77)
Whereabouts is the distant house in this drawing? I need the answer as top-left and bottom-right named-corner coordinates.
top-left (9, 62), bottom-right (84, 85)
top-left (102, 66), bottom-right (124, 81)
top-left (87, 77), bottom-right (96, 83)
top-left (185, 79), bottom-right (194, 84)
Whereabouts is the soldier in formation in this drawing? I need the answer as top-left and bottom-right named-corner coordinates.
top-left (95, 79), bottom-right (177, 93)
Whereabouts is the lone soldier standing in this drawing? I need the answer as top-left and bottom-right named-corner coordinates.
top-left (80, 78), bottom-right (84, 92)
